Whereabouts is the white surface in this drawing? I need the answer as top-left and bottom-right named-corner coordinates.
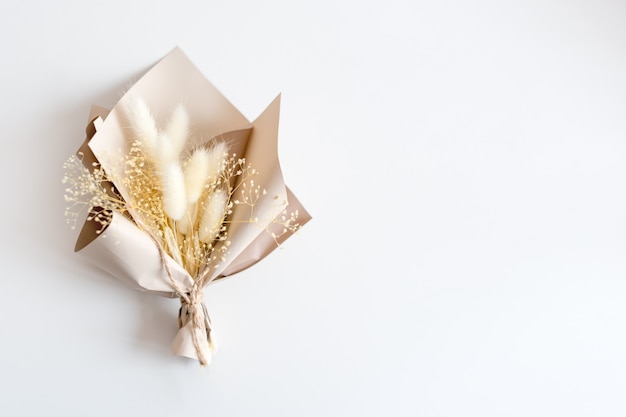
top-left (1, 0), bottom-right (626, 415)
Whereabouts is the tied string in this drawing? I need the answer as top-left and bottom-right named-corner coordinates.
top-left (149, 232), bottom-right (214, 366)
top-left (178, 290), bottom-right (214, 365)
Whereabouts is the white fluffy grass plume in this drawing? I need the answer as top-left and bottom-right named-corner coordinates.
top-left (124, 95), bottom-right (159, 160)
top-left (199, 189), bottom-right (228, 243)
top-left (205, 142), bottom-right (228, 184)
top-left (184, 148), bottom-right (210, 204)
top-left (161, 162), bottom-right (187, 220)
top-left (165, 103), bottom-right (189, 157)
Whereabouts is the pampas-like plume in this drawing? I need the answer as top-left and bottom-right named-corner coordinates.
top-left (165, 103), bottom-right (189, 157)
top-left (124, 95), bottom-right (159, 160)
top-left (161, 161), bottom-right (187, 220)
top-left (184, 148), bottom-right (210, 204)
top-left (178, 144), bottom-right (228, 235)
top-left (198, 189), bottom-right (228, 243)
top-left (123, 101), bottom-right (190, 223)
top-left (206, 142), bottom-right (228, 184)
top-left (157, 132), bottom-right (180, 164)
top-left (176, 204), bottom-right (196, 235)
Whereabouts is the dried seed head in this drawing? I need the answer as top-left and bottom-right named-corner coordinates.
top-left (161, 161), bottom-right (187, 220)
top-left (123, 95), bottom-right (159, 160)
top-left (184, 148), bottom-right (210, 204)
top-left (199, 189), bottom-right (228, 243)
top-left (206, 141), bottom-right (228, 184)
top-left (165, 103), bottom-right (189, 157)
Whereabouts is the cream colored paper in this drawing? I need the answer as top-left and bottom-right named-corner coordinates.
top-left (73, 47), bottom-right (311, 365)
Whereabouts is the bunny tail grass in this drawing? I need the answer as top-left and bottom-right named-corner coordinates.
top-left (184, 148), bottom-right (210, 204)
top-left (199, 189), bottom-right (228, 243)
top-left (161, 162), bottom-right (187, 220)
top-left (123, 95), bottom-right (159, 160)
top-left (206, 141), bottom-right (228, 184)
top-left (177, 203), bottom-right (196, 235)
top-left (165, 103), bottom-right (190, 157)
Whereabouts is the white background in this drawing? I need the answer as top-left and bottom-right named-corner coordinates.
top-left (1, 0), bottom-right (625, 416)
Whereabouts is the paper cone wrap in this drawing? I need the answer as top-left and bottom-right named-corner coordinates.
top-left (71, 48), bottom-right (311, 365)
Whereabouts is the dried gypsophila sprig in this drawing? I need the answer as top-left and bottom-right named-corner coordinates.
top-left (63, 153), bottom-right (126, 233)
top-left (267, 207), bottom-right (302, 244)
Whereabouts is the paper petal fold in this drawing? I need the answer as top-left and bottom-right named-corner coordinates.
top-left (79, 212), bottom-right (194, 297)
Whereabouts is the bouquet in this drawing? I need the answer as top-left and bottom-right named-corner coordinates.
top-left (62, 47), bottom-right (310, 366)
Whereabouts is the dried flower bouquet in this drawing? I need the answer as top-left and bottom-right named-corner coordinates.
top-left (63, 48), bottom-right (310, 365)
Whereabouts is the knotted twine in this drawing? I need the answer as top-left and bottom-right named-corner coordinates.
top-left (152, 233), bottom-right (215, 366)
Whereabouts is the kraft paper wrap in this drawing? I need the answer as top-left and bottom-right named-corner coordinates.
top-left (73, 47), bottom-right (311, 365)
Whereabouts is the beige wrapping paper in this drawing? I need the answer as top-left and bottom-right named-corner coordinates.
top-left (72, 47), bottom-right (311, 365)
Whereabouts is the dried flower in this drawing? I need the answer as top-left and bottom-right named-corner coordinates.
top-left (184, 148), bottom-right (211, 204)
top-left (64, 97), bottom-right (302, 364)
top-left (199, 189), bottom-right (228, 243)
top-left (165, 103), bottom-right (189, 156)
top-left (63, 47), bottom-right (311, 367)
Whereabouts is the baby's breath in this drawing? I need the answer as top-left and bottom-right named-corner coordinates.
top-left (268, 208), bottom-right (301, 244)
top-left (62, 154), bottom-right (125, 232)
